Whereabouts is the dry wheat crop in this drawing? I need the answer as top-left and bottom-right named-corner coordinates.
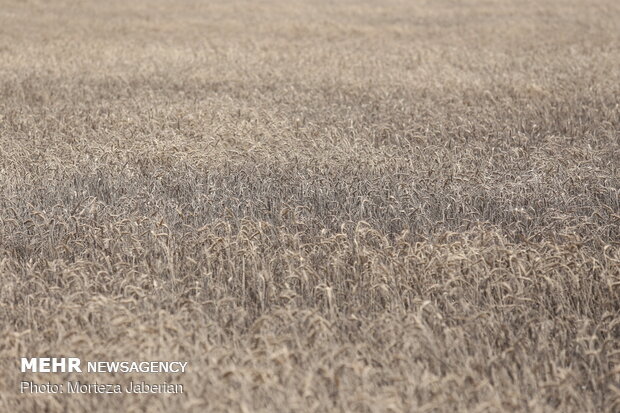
top-left (1, 0), bottom-right (620, 411)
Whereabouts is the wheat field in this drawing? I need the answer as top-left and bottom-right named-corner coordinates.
top-left (1, 0), bottom-right (619, 411)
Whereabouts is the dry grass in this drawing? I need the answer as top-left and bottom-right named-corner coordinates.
top-left (1, 0), bottom-right (620, 411)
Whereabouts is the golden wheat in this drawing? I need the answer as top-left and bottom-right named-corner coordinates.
top-left (1, 0), bottom-right (619, 411)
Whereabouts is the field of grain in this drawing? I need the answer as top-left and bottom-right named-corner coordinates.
top-left (1, 0), bottom-right (619, 411)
